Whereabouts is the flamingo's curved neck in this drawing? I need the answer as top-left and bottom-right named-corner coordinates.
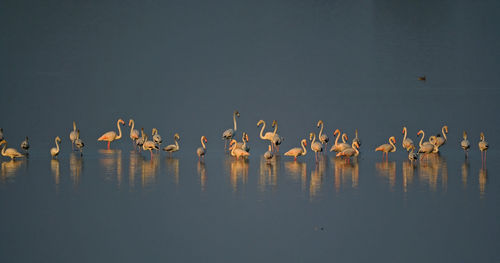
top-left (419, 131), bottom-right (425, 147)
top-left (311, 133), bottom-right (316, 144)
top-left (73, 122), bottom-right (76, 132)
top-left (342, 134), bottom-right (347, 143)
top-left (272, 122), bottom-right (278, 137)
top-left (1, 142), bottom-right (7, 156)
top-left (175, 138), bottom-right (179, 149)
top-left (301, 140), bottom-right (307, 155)
top-left (201, 137), bottom-right (206, 149)
top-left (130, 120), bottom-right (135, 134)
top-left (116, 120), bottom-right (122, 139)
top-left (259, 121), bottom-right (266, 140)
top-left (403, 128), bottom-right (407, 142)
top-left (55, 138), bottom-right (60, 153)
top-left (242, 134), bottom-right (247, 148)
top-left (442, 126), bottom-right (447, 141)
top-left (318, 122), bottom-right (324, 139)
top-left (389, 138), bottom-right (396, 151)
top-left (233, 113), bottom-right (237, 131)
top-left (334, 131), bottom-right (340, 146)
top-left (355, 129), bottom-right (358, 139)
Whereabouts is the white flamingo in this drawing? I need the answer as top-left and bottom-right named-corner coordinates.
top-left (461, 131), bottom-right (470, 158)
top-left (197, 136), bottom-right (208, 161)
top-left (50, 136), bottom-right (62, 159)
top-left (336, 141), bottom-right (360, 163)
top-left (257, 120), bottom-right (277, 149)
top-left (136, 128), bottom-right (145, 150)
top-left (329, 129), bottom-right (341, 152)
top-left (142, 134), bottom-right (159, 159)
top-left (152, 128), bottom-right (162, 151)
top-left (271, 120), bottom-right (284, 153)
top-left (0, 140), bottom-right (24, 160)
top-left (163, 133), bottom-right (180, 155)
top-left (434, 125), bottom-right (448, 148)
top-left (417, 130), bottom-right (435, 157)
top-left (229, 139), bottom-right (250, 159)
top-left (310, 132), bottom-right (323, 162)
top-left (402, 126), bottom-right (414, 151)
top-left (317, 120), bottom-right (329, 147)
top-left (222, 111), bottom-right (240, 150)
top-left (98, 118), bottom-right (125, 149)
top-left (479, 132), bottom-right (489, 166)
top-left (375, 136), bottom-right (396, 160)
top-left (129, 119), bottom-right (139, 144)
top-left (284, 139), bottom-right (307, 161)
top-left (69, 121), bottom-right (77, 150)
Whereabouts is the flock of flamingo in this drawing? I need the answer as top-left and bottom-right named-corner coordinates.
top-left (0, 111), bottom-right (490, 167)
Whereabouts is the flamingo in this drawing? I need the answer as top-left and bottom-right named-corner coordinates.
top-left (433, 125), bottom-right (448, 150)
top-left (75, 130), bottom-right (84, 156)
top-left (21, 136), bottom-right (29, 153)
top-left (163, 133), bottom-right (180, 155)
top-left (271, 120), bottom-right (283, 153)
top-left (136, 128), bottom-right (145, 150)
top-left (69, 121), bottom-right (77, 150)
top-left (353, 129), bottom-right (361, 147)
top-left (129, 119), bottom-right (139, 144)
top-left (461, 131), bottom-right (470, 158)
top-left (50, 136), bottom-right (61, 159)
top-left (329, 129), bottom-right (341, 152)
top-left (284, 139), bottom-right (307, 161)
top-left (152, 128), bottom-right (162, 149)
top-left (336, 141), bottom-right (360, 163)
top-left (0, 140), bottom-right (24, 160)
top-left (222, 111), bottom-right (240, 150)
top-left (197, 136), bottom-right (208, 161)
top-left (264, 145), bottom-right (273, 161)
top-left (402, 126), bottom-right (414, 151)
top-left (408, 145), bottom-right (418, 163)
top-left (317, 120), bottom-right (329, 147)
top-left (229, 139), bottom-right (250, 159)
top-left (309, 132), bottom-right (323, 162)
top-left (98, 118), bottom-right (125, 149)
top-left (375, 136), bottom-right (396, 160)
top-left (257, 119), bottom-right (276, 149)
top-left (479, 132), bottom-right (489, 166)
top-left (142, 135), bottom-right (159, 159)
top-left (241, 132), bottom-right (250, 152)
top-left (416, 130), bottom-right (435, 157)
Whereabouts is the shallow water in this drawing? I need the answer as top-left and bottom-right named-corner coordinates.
top-left (1, 0), bottom-right (500, 262)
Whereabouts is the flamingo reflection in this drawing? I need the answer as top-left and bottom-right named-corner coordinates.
top-left (165, 157), bottom-right (180, 186)
top-left (375, 161), bottom-right (397, 190)
top-left (69, 153), bottom-right (83, 187)
top-left (284, 161), bottom-right (307, 192)
top-left (418, 154), bottom-right (447, 192)
top-left (197, 161), bottom-right (206, 191)
top-left (479, 168), bottom-right (487, 198)
top-left (258, 155), bottom-right (279, 192)
top-left (1, 160), bottom-right (24, 183)
top-left (332, 157), bottom-right (359, 192)
top-left (99, 149), bottom-right (123, 187)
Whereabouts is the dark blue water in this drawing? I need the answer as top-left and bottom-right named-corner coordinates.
top-left (1, 0), bottom-right (499, 262)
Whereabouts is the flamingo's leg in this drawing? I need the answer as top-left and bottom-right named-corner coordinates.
top-left (107, 141), bottom-right (110, 149)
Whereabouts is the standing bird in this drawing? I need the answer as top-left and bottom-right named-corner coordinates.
top-left (479, 132), bottom-right (489, 166)
top-left (163, 133), bottom-right (180, 156)
top-left (336, 141), bottom-right (360, 163)
top-left (317, 120), bottom-right (329, 148)
top-left (461, 131), bottom-right (470, 159)
top-left (129, 119), bottom-right (139, 144)
top-left (433, 125), bottom-right (448, 150)
top-left (284, 139), bottom-right (307, 161)
top-left (0, 140), bottom-right (24, 160)
top-left (241, 132), bottom-right (250, 152)
top-left (375, 136), bottom-right (396, 160)
top-left (142, 135), bottom-right (159, 159)
top-left (408, 145), bottom-right (418, 163)
top-left (229, 139), bottom-right (250, 159)
top-left (402, 126), bottom-right (414, 151)
top-left (98, 118), bottom-right (125, 149)
top-left (416, 130), bottom-right (435, 157)
top-left (21, 136), bottom-right (29, 154)
top-left (152, 128), bottom-right (162, 151)
top-left (257, 119), bottom-right (277, 150)
top-left (353, 129), bottom-right (361, 147)
top-left (271, 120), bottom-right (284, 153)
top-left (69, 121), bottom-right (77, 150)
top-left (197, 136), bottom-right (208, 161)
top-left (232, 132), bottom-right (249, 152)
top-left (222, 111), bottom-right (240, 150)
top-left (75, 130), bottom-right (84, 155)
top-left (136, 128), bottom-right (146, 150)
top-left (263, 145), bottom-right (274, 161)
top-left (50, 136), bottom-right (62, 159)
top-left (329, 129), bottom-right (341, 152)
top-left (309, 132), bottom-right (323, 162)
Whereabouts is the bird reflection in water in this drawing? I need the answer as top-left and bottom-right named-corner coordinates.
top-left (128, 150), bottom-right (143, 190)
top-left (284, 161), bottom-right (307, 192)
top-left (141, 154), bottom-right (159, 188)
top-left (69, 153), bottom-right (83, 187)
top-left (99, 149), bottom-right (122, 188)
top-left (375, 161), bottom-right (396, 190)
top-left (418, 154), bottom-right (447, 192)
top-left (402, 161), bottom-right (416, 193)
top-left (1, 160), bottom-right (24, 183)
top-left (226, 157), bottom-right (249, 193)
top-left (258, 155), bottom-right (279, 193)
top-left (309, 158), bottom-right (327, 200)
top-left (461, 160), bottom-right (469, 189)
top-left (332, 157), bottom-right (359, 192)
top-left (165, 157), bottom-right (180, 186)
top-left (479, 168), bottom-right (487, 198)
top-left (51, 159), bottom-right (60, 188)
top-left (197, 161), bottom-right (206, 191)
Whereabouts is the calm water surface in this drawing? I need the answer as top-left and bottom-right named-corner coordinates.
top-left (1, 0), bottom-right (500, 262)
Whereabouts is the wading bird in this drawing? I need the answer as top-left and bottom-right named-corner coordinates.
top-left (50, 136), bottom-right (61, 159)
top-left (69, 121), bottom-right (77, 150)
top-left (309, 132), bottom-right (323, 162)
top-left (229, 139), bottom-right (250, 160)
top-left (163, 133), bottom-right (180, 156)
top-left (21, 136), bottom-right (29, 154)
top-left (75, 130), bottom-right (84, 155)
top-left (284, 139), bottom-right (307, 161)
top-left (197, 136), bottom-right (208, 161)
top-left (336, 141), bottom-right (360, 164)
top-left (317, 120), bottom-right (329, 148)
top-left (461, 131), bottom-right (470, 158)
top-left (479, 132), bottom-right (489, 166)
top-left (402, 126), bottom-right (414, 151)
top-left (129, 119), bottom-right (139, 144)
top-left (98, 119), bottom-right (125, 149)
top-left (375, 136), bottom-right (396, 160)
top-left (222, 111), bottom-right (239, 150)
top-left (0, 140), bottom-right (23, 160)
